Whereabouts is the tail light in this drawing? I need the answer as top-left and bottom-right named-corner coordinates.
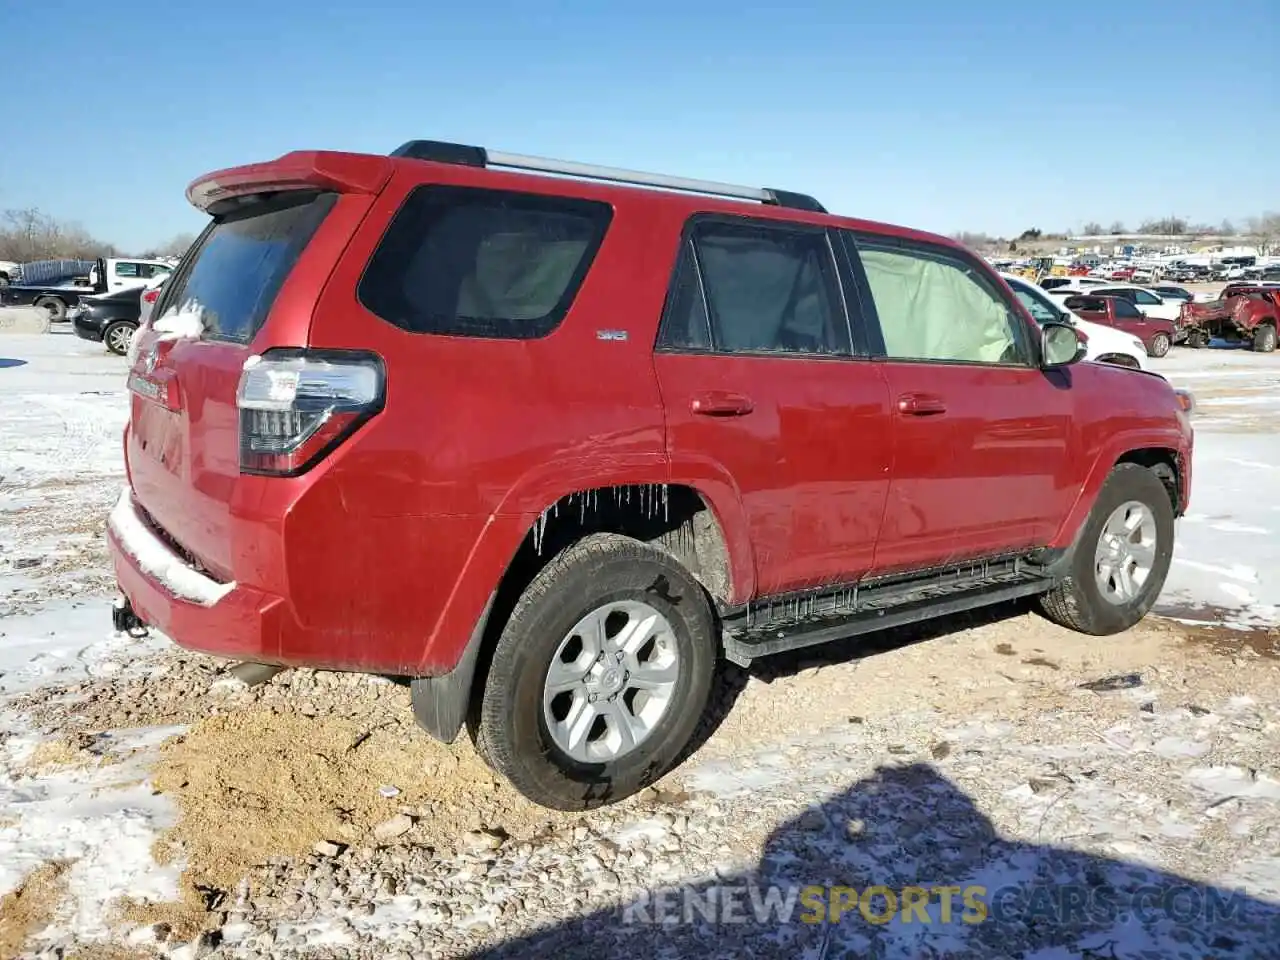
top-left (236, 350), bottom-right (384, 476)
top-left (143, 288), bottom-right (161, 304)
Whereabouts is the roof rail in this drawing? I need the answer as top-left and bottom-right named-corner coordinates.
top-left (389, 140), bottom-right (826, 214)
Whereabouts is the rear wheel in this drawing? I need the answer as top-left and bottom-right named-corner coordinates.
top-left (1038, 463), bottom-right (1174, 636)
top-left (34, 297), bottom-right (66, 322)
top-left (1147, 332), bottom-right (1171, 358)
top-left (475, 533), bottom-right (717, 810)
top-left (1253, 323), bottom-right (1277, 353)
top-left (103, 320), bottom-right (138, 356)
top-left (1184, 329), bottom-right (1208, 349)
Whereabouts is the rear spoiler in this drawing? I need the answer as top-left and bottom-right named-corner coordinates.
top-left (186, 151), bottom-right (395, 213)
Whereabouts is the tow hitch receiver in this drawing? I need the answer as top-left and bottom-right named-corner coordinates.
top-left (112, 595), bottom-right (148, 636)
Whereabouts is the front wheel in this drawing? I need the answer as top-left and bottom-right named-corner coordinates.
top-left (103, 320), bottom-right (138, 356)
top-left (1038, 463), bottom-right (1175, 636)
top-left (1253, 323), bottom-right (1277, 353)
top-left (1147, 332), bottom-right (1171, 358)
top-left (475, 533), bottom-right (717, 810)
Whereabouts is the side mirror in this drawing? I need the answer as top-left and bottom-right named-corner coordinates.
top-left (1041, 321), bottom-right (1087, 368)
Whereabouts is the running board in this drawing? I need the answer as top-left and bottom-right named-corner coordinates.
top-left (721, 553), bottom-right (1058, 665)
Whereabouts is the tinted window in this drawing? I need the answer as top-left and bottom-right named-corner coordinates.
top-left (1113, 299), bottom-right (1143, 318)
top-left (1066, 296), bottom-right (1105, 312)
top-left (657, 240), bottom-right (711, 350)
top-left (856, 238), bottom-right (1025, 364)
top-left (358, 185), bottom-right (611, 339)
top-left (685, 220), bottom-right (849, 355)
top-left (1131, 290), bottom-right (1161, 305)
top-left (157, 191), bottom-right (335, 343)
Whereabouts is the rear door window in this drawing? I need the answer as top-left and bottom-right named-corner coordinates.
top-left (156, 191), bottom-right (336, 343)
top-left (358, 185), bottom-right (612, 339)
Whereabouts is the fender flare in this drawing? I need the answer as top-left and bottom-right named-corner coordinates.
top-left (1050, 429), bottom-right (1186, 550)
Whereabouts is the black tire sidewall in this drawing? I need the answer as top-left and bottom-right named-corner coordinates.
top-left (37, 297), bottom-right (66, 321)
top-left (1067, 465), bottom-right (1175, 633)
top-left (481, 536), bottom-right (716, 809)
top-left (1255, 325), bottom-right (1276, 353)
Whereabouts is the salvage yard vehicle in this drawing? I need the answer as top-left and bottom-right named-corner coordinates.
top-left (1000, 273), bottom-right (1151, 370)
top-left (0, 256), bottom-right (173, 321)
top-left (108, 140), bottom-right (1194, 810)
top-left (1179, 285), bottom-right (1279, 351)
top-left (1062, 294), bottom-right (1176, 357)
top-left (70, 285), bottom-right (145, 355)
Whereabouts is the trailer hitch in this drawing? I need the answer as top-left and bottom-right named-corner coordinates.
top-left (112, 595), bottom-right (149, 637)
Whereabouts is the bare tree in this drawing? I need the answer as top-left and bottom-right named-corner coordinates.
top-left (1108, 221), bottom-right (1126, 235)
top-left (1245, 212), bottom-right (1280, 255)
top-left (1137, 217), bottom-right (1188, 235)
top-left (0, 208), bottom-right (115, 261)
top-left (1082, 221), bottom-right (1103, 235)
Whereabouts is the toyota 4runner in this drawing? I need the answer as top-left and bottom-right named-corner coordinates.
top-left (108, 140), bottom-right (1194, 810)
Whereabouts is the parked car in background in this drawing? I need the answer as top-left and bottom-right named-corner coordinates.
top-left (1, 256), bottom-right (171, 321)
top-left (86, 258), bottom-right (174, 294)
top-left (138, 274), bottom-right (168, 327)
top-left (1148, 285), bottom-right (1193, 305)
top-left (1179, 285), bottom-right (1279, 351)
top-left (1052, 283), bottom-right (1183, 324)
top-left (0, 260), bottom-right (18, 288)
top-left (1063, 294), bottom-right (1176, 357)
top-left (70, 286), bottom-right (145, 355)
top-left (1001, 273), bottom-right (1150, 370)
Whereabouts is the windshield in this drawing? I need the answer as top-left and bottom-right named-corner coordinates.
top-left (1008, 280), bottom-right (1065, 326)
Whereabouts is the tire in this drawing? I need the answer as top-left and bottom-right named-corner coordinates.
top-left (34, 297), bottom-right (67, 322)
top-left (1252, 323), bottom-right (1277, 353)
top-left (1038, 463), bottom-right (1175, 636)
top-left (1185, 329), bottom-right (1208, 349)
top-left (475, 532), bottom-right (717, 810)
top-left (1147, 332), bottom-right (1171, 358)
top-left (103, 320), bottom-right (138, 356)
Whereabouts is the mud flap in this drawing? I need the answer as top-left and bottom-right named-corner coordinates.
top-left (410, 593), bottom-right (494, 743)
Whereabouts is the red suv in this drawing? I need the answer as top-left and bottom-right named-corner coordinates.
top-left (109, 141), bottom-right (1193, 810)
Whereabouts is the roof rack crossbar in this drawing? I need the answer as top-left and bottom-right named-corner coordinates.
top-left (390, 140), bottom-right (826, 213)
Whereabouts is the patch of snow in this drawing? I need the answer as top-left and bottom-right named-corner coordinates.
top-left (150, 299), bottom-right (206, 343)
top-left (107, 486), bottom-right (234, 606)
top-left (0, 745), bottom-right (181, 940)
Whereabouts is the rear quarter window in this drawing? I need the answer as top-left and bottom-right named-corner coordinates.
top-left (156, 191), bottom-right (336, 343)
top-left (357, 185), bottom-right (612, 339)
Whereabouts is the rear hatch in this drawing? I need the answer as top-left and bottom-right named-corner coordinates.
top-left (125, 152), bottom-right (391, 580)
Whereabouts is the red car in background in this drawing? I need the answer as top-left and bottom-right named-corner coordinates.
top-left (1064, 294), bottom-right (1176, 357)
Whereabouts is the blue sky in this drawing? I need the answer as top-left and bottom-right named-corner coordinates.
top-left (4, 0), bottom-right (1276, 252)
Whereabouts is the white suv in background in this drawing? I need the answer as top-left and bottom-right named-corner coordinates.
top-left (1001, 273), bottom-right (1150, 371)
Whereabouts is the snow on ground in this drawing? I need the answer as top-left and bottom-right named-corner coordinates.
top-left (1157, 345), bottom-right (1280, 629)
top-left (0, 330), bottom-right (1277, 958)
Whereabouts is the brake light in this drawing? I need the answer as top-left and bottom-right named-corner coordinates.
top-left (236, 350), bottom-right (384, 476)
top-left (143, 288), bottom-right (161, 304)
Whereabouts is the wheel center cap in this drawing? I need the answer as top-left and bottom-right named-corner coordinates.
top-left (599, 668), bottom-right (623, 694)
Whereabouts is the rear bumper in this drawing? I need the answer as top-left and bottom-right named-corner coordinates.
top-left (72, 316), bottom-right (104, 342)
top-left (107, 486), bottom-right (287, 663)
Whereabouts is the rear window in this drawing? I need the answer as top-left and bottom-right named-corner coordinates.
top-left (156, 191), bottom-right (336, 343)
top-left (357, 185), bottom-right (612, 339)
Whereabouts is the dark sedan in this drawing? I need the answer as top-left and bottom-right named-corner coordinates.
top-left (72, 286), bottom-right (143, 355)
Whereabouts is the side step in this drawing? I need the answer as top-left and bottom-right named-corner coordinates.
top-left (721, 553), bottom-right (1057, 665)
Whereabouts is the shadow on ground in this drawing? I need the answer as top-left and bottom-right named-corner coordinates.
top-left (470, 763), bottom-right (1278, 959)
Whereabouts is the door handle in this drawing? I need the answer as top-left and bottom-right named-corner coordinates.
top-left (897, 393), bottom-right (947, 416)
top-left (690, 392), bottom-right (754, 417)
